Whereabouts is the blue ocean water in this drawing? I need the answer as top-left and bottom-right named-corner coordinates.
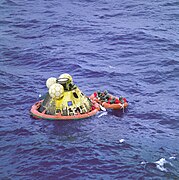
top-left (0, 0), bottom-right (179, 179)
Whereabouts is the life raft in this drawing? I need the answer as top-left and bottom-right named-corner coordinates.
top-left (90, 91), bottom-right (128, 110)
top-left (30, 99), bottom-right (100, 120)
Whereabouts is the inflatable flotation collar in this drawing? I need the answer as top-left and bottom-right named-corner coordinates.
top-left (30, 99), bottom-right (100, 120)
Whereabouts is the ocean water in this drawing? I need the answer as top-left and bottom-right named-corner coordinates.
top-left (0, 0), bottom-right (179, 179)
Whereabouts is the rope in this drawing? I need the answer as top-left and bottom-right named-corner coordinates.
top-left (119, 103), bottom-right (125, 113)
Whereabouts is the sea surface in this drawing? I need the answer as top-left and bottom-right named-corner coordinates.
top-left (0, 0), bottom-right (179, 179)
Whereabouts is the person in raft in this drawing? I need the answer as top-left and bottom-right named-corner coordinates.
top-left (93, 90), bottom-right (125, 104)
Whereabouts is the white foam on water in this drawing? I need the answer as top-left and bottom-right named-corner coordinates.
top-left (98, 111), bottom-right (108, 118)
top-left (119, 139), bottom-right (125, 143)
top-left (156, 164), bottom-right (167, 172)
top-left (169, 156), bottom-right (176, 160)
top-left (155, 158), bottom-right (168, 172)
top-left (109, 65), bottom-right (115, 69)
top-left (141, 161), bottom-right (147, 165)
top-left (39, 94), bottom-right (42, 98)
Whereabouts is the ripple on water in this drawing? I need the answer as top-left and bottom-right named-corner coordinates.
top-left (0, 0), bottom-right (179, 179)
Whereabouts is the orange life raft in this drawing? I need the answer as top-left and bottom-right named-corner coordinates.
top-left (90, 91), bottom-right (128, 110)
top-left (30, 99), bottom-right (100, 120)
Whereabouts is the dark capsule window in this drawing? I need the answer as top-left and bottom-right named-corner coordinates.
top-left (56, 109), bottom-right (61, 113)
top-left (73, 92), bottom-right (78, 98)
